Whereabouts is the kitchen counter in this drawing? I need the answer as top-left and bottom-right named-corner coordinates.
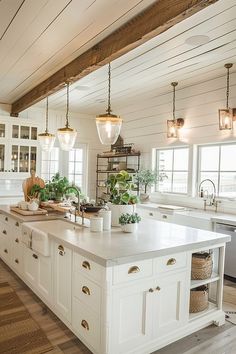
top-left (22, 218), bottom-right (230, 266)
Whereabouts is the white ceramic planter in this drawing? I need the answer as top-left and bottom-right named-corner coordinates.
top-left (108, 203), bottom-right (136, 227)
top-left (121, 223), bottom-right (138, 233)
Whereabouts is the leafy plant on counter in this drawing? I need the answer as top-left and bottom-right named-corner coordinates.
top-left (30, 184), bottom-right (49, 201)
top-left (134, 169), bottom-right (168, 193)
top-left (46, 173), bottom-right (70, 201)
top-left (106, 170), bottom-right (139, 205)
top-left (119, 212), bottom-right (141, 225)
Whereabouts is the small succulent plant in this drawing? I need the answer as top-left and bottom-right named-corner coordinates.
top-left (119, 212), bottom-right (141, 225)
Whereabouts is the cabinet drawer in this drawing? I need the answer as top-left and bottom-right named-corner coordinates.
top-left (138, 208), bottom-right (159, 219)
top-left (153, 252), bottom-right (187, 274)
top-left (0, 214), bottom-right (12, 225)
top-left (72, 297), bottom-right (100, 352)
top-left (73, 273), bottom-right (101, 315)
top-left (113, 259), bottom-right (153, 285)
top-left (73, 253), bottom-right (103, 283)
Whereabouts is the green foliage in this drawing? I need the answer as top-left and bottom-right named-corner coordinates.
top-left (119, 212), bottom-right (141, 225)
top-left (135, 169), bottom-right (167, 193)
top-left (106, 170), bottom-right (139, 205)
top-left (46, 173), bottom-right (70, 201)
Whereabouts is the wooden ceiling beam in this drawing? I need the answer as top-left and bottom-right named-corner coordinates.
top-left (11, 0), bottom-right (218, 116)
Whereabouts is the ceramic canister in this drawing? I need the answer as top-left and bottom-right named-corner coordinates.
top-left (99, 209), bottom-right (111, 231)
top-left (90, 217), bottom-right (103, 232)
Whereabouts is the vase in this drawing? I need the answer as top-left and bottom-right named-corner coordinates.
top-left (121, 223), bottom-right (138, 233)
top-left (108, 203), bottom-right (136, 227)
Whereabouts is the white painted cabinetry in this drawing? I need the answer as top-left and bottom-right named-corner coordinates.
top-left (53, 241), bottom-right (72, 322)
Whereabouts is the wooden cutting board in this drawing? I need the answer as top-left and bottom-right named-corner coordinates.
top-left (10, 207), bottom-right (48, 216)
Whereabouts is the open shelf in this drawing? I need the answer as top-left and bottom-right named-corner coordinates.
top-left (189, 301), bottom-right (218, 322)
top-left (190, 272), bottom-right (220, 289)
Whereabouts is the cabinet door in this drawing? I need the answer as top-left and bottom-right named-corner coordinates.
top-left (0, 223), bottom-right (11, 263)
top-left (53, 242), bottom-right (72, 322)
top-left (152, 272), bottom-right (188, 338)
top-left (38, 255), bottom-right (52, 301)
top-left (23, 245), bottom-right (38, 285)
top-left (11, 224), bottom-right (23, 274)
top-left (110, 281), bottom-right (153, 354)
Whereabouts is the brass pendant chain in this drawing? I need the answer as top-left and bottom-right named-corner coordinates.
top-left (66, 82), bottom-right (70, 128)
top-left (107, 63), bottom-right (111, 115)
top-left (171, 82), bottom-right (178, 120)
top-left (226, 66), bottom-right (230, 109)
top-left (45, 96), bottom-right (49, 133)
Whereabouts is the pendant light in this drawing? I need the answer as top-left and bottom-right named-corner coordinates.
top-left (167, 82), bottom-right (184, 138)
top-left (57, 82), bottom-right (77, 151)
top-left (219, 63), bottom-right (233, 130)
top-left (38, 97), bottom-right (55, 151)
top-left (96, 63), bottom-right (122, 145)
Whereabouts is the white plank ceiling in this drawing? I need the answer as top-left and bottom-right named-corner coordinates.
top-left (31, 0), bottom-right (236, 122)
top-left (1, 0), bottom-right (236, 121)
top-left (0, 0), bottom-right (156, 104)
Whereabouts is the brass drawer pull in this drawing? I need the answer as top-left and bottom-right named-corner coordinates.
top-left (156, 286), bottom-right (161, 291)
top-left (59, 250), bottom-right (65, 256)
top-left (81, 319), bottom-right (89, 331)
top-left (162, 215), bottom-right (167, 219)
top-left (128, 266), bottom-right (140, 274)
top-left (82, 286), bottom-right (91, 296)
top-left (58, 245), bottom-right (64, 251)
top-left (15, 222), bottom-right (19, 227)
top-left (149, 288), bottom-right (154, 293)
top-left (15, 238), bottom-right (19, 243)
top-left (4, 249), bottom-right (8, 254)
top-left (15, 259), bottom-right (19, 264)
top-left (149, 212), bottom-right (153, 216)
top-left (3, 230), bottom-right (7, 235)
top-left (167, 258), bottom-right (176, 266)
top-left (32, 253), bottom-right (38, 259)
top-left (5, 217), bottom-right (8, 222)
top-left (82, 261), bottom-right (91, 270)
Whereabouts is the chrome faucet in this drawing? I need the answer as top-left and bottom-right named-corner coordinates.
top-left (64, 185), bottom-right (85, 225)
top-left (198, 179), bottom-right (220, 212)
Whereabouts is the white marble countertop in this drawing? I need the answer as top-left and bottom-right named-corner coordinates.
top-left (23, 218), bottom-right (230, 267)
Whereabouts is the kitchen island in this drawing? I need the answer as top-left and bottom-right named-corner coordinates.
top-left (0, 206), bottom-right (231, 354)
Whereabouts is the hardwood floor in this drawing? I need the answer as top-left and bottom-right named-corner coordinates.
top-left (0, 259), bottom-right (235, 354)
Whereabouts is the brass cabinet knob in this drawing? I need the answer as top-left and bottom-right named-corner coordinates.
top-left (82, 286), bottom-right (91, 296)
top-left (156, 286), bottom-right (161, 291)
top-left (167, 258), bottom-right (176, 266)
top-left (15, 238), bottom-right (19, 243)
top-left (15, 259), bottom-right (19, 264)
top-left (149, 288), bottom-right (154, 292)
top-left (32, 253), bottom-right (38, 259)
top-left (4, 249), bottom-right (8, 254)
top-left (149, 212), bottom-right (153, 216)
top-left (59, 250), bottom-right (65, 256)
top-left (2, 230), bottom-right (7, 235)
top-left (82, 261), bottom-right (91, 270)
top-left (58, 244), bottom-right (64, 252)
top-left (15, 222), bottom-right (19, 227)
top-left (81, 319), bottom-right (89, 331)
top-left (5, 217), bottom-right (8, 222)
top-left (162, 215), bottom-right (167, 219)
top-left (128, 266), bottom-right (140, 274)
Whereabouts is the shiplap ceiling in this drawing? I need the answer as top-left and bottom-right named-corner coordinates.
top-left (0, 0), bottom-right (157, 104)
top-left (1, 0), bottom-right (236, 119)
top-left (31, 0), bottom-right (236, 120)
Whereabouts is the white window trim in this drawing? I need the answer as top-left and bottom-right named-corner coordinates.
top-left (154, 145), bottom-right (191, 196)
top-left (197, 141), bottom-right (236, 200)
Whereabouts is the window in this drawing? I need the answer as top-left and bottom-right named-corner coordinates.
top-left (68, 148), bottom-right (84, 188)
top-left (155, 147), bottom-right (189, 194)
top-left (41, 147), bottom-right (59, 181)
top-left (198, 143), bottom-right (236, 198)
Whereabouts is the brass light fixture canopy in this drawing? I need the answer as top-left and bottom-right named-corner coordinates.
top-left (38, 96), bottom-right (55, 151)
top-left (96, 63), bottom-right (122, 145)
top-left (57, 82), bottom-right (77, 151)
top-left (219, 63), bottom-right (234, 131)
top-left (167, 82), bottom-right (184, 138)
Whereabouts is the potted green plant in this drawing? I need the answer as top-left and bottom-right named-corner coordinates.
top-left (119, 212), bottom-right (141, 233)
top-left (106, 170), bottom-right (139, 226)
top-left (46, 173), bottom-right (70, 202)
top-left (135, 169), bottom-right (167, 202)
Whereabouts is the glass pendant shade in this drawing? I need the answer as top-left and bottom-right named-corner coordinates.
top-left (167, 120), bottom-right (178, 138)
top-left (219, 63), bottom-right (233, 131)
top-left (96, 113), bottom-right (122, 145)
top-left (57, 82), bottom-right (77, 151)
top-left (38, 132), bottom-right (56, 151)
top-left (167, 82), bottom-right (184, 138)
top-left (38, 97), bottom-right (55, 151)
top-left (96, 63), bottom-right (122, 145)
top-left (57, 127), bottom-right (77, 151)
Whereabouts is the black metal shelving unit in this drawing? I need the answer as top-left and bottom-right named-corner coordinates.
top-left (96, 152), bottom-right (141, 202)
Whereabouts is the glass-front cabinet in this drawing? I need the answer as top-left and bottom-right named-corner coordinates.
top-left (0, 121), bottom-right (39, 177)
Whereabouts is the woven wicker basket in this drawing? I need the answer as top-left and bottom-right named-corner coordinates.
top-left (190, 285), bottom-right (209, 313)
top-left (191, 252), bottom-right (213, 280)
